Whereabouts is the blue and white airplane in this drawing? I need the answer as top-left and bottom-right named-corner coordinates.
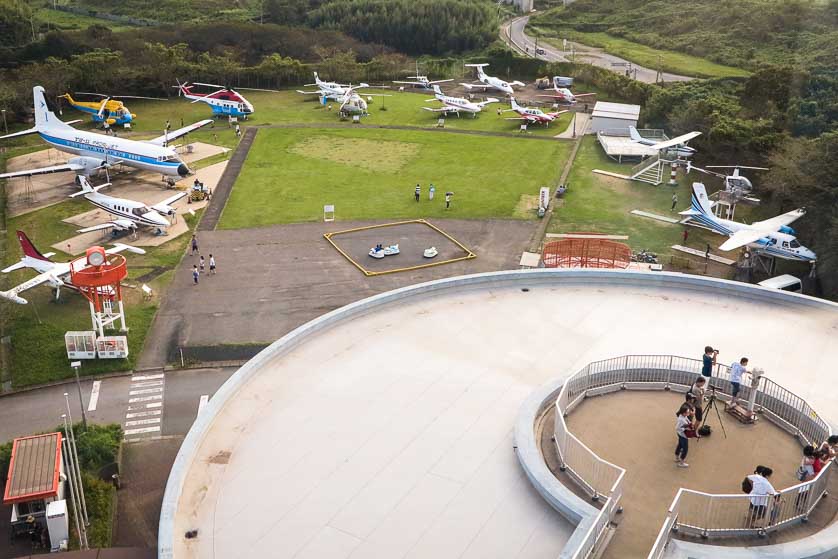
top-left (0, 86), bottom-right (212, 180)
top-left (681, 183), bottom-right (816, 262)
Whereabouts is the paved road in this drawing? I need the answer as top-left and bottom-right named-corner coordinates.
top-left (501, 16), bottom-right (694, 84)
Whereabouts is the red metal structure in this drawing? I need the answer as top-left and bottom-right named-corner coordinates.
top-left (69, 247), bottom-right (129, 337)
top-left (543, 238), bottom-right (632, 269)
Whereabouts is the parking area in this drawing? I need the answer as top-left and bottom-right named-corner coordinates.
top-left (137, 219), bottom-right (537, 368)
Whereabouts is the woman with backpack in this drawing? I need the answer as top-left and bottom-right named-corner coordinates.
top-left (746, 466), bottom-right (778, 522)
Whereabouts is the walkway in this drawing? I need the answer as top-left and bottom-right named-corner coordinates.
top-left (198, 127), bottom-right (257, 231)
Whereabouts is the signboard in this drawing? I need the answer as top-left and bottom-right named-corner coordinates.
top-left (539, 186), bottom-right (551, 211)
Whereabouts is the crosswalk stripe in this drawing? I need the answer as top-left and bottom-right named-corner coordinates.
top-left (123, 426), bottom-right (161, 436)
top-left (129, 387), bottom-right (163, 396)
top-left (126, 410), bottom-right (162, 419)
top-left (130, 380), bottom-right (164, 388)
top-left (87, 381), bottom-right (101, 412)
top-left (146, 401), bottom-right (163, 408)
top-left (128, 394), bottom-right (163, 403)
top-left (132, 374), bottom-right (165, 381)
top-left (125, 418), bottom-right (161, 427)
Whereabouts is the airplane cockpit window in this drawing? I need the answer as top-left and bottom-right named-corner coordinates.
top-left (790, 240), bottom-right (801, 248)
top-left (133, 206), bottom-right (152, 217)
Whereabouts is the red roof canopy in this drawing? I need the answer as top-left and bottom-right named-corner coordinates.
top-left (3, 432), bottom-right (62, 505)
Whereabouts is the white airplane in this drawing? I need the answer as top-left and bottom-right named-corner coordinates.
top-left (681, 183), bottom-right (816, 262)
top-left (0, 230), bottom-right (145, 305)
top-left (393, 64), bottom-right (453, 89)
top-left (536, 83), bottom-right (595, 105)
top-left (629, 126), bottom-right (701, 158)
top-left (422, 85), bottom-right (499, 117)
top-left (296, 72), bottom-right (369, 101)
top-left (460, 64), bottom-right (525, 96)
top-left (504, 97), bottom-right (568, 126)
top-left (0, 86), bottom-right (212, 181)
top-left (70, 175), bottom-right (187, 235)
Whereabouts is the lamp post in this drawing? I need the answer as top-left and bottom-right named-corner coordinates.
top-left (1, 109), bottom-right (7, 135)
top-left (70, 361), bottom-right (88, 430)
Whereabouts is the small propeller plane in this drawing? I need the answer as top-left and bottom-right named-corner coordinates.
top-left (460, 63), bottom-right (525, 96)
top-left (504, 97), bottom-right (568, 126)
top-left (629, 126), bottom-right (701, 158)
top-left (393, 63), bottom-right (453, 89)
top-left (296, 72), bottom-right (369, 102)
top-left (0, 230), bottom-right (145, 305)
top-left (70, 175), bottom-right (187, 235)
top-left (535, 82), bottom-right (595, 105)
top-left (0, 86), bottom-right (212, 181)
top-left (58, 92), bottom-right (165, 127)
top-left (174, 81), bottom-right (273, 118)
top-left (422, 85), bottom-right (499, 117)
top-left (680, 183), bottom-right (816, 261)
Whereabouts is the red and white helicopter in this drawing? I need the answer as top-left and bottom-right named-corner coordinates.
top-left (504, 97), bottom-right (568, 126)
top-left (536, 80), bottom-right (596, 105)
top-left (174, 81), bottom-right (274, 119)
top-left (0, 231), bottom-right (145, 305)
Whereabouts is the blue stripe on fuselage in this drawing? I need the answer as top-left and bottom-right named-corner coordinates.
top-left (38, 132), bottom-right (181, 169)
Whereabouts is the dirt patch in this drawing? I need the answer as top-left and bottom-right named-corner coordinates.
top-left (208, 450), bottom-right (232, 465)
top-left (513, 194), bottom-right (540, 219)
top-left (288, 135), bottom-right (420, 173)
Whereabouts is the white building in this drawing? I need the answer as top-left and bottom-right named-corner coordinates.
top-left (590, 101), bottom-right (641, 134)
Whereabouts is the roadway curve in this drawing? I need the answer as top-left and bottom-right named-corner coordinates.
top-left (501, 15), bottom-right (694, 84)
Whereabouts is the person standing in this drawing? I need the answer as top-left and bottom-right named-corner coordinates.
top-left (702, 346), bottom-right (718, 378)
top-left (671, 193), bottom-right (678, 212)
top-left (688, 376), bottom-right (707, 423)
top-left (429, 183), bottom-right (435, 201)
top-left (165, 119), bottom-right (171, 132)
top-left (747, 466), bottom-right (778, 521)
top-left (192, 265), bottom-right (199, 285)
top-left (199, 255), bottom-right (206, 274)
top-left (209, 254), bottom-right (216, 275)
top-left (445, 192), bottom-right (452, 210)
top-left (729, 357), bottom-right (748, 405)
top-left (674, 403), bottom-right (692, 468)
top-left (191, 234), bottom-right (199, 255)
top-left (682, 229), bottom-right (689, 245)
top-left (414, 184), bottom-right (421, 202)
top-left (235, 124), bottom-right (242, 138)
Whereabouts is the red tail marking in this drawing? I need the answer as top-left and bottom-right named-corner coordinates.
top-left (17, 231), bottom-right (51, 262)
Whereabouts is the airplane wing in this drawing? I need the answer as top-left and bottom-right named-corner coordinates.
top-left (77, 219), bottom-right (136, 233)
top-left (422, 107), bottom-right (455, 113)
top-left (151, 191), bottom-right (187, 213)
top-left (510, 80), bottom-right (526, 87)
top-left (106, 243), bottom-right (146, 255)
top-left (460, 83), bottom-right (490, 90)
top-left (428, 79), bottom-right (454, 85)
top-left (394, 81), bottom-right (423, 86)
top-left (652, 131), bottom-right (702, 151)
top-left (718, 229), bottom-right (770, 252)
top-left (476, 98), bottom-right (500, 107)
top-left (0, 163), bottom-right (86, 180)
top-left (750, 208), bottom-right (806, 231)
top-left (505, 116), bottom-right (536, 122)
top-left (0, 120), bottom-right (82, 140)
top-left (296, 90), bottom-right (323, 95)
top-left (0, 270), bottom-right (64, 305)
top-left (146, 119), bottom-right (214, 146)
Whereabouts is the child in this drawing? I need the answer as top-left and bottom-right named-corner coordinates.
top-left (209, 254), bottom-right (216, 275)
top-left (199, 255), bottom-right (205, 274)
top-left (674, 403), bottom-right (692, 468)
top-left (192, 265), bottom-right (199, 285)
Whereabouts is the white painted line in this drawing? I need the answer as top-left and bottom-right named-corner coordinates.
top-left (132, 373), bottom-right (165, 381)
top-left (130, 380), bottom-right (164, 388)
top-left (125, 418), bottom-right (161, 427)
top-left (129, 387), bottom-right (164, 396)
top-left (198, 395), bottom-right (209, 415)
top-left (126, 410), bottom-right (162, 419)
top-left (87, 381), bottom-right (101, 412)
top-left (146, 402), bottom-right (163, 408)
top-left (123, 426), bottom-right (161, 436)
top-left (128, 394), bottom-right (163, 403)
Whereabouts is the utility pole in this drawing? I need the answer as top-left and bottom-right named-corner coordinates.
top-left (1, 109), bottom-right (7, 135)
top-left (69, 362), bottom-right (88, 430)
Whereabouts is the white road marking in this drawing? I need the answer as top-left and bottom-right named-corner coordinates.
top-left (126, 410), bottom-right (162, 419)
top-left (125, 418), bottom-right (161, 427)
top-left (130, 380), bottom-right (164, 388)
top-left (128, 394), bottom-right (163, 403)
top-left (129, 387), bottom-right (164, 396)
top-left (132, 373), bottom-right (165, 381)
top-left (123, 426), bottom-right (161, 436)
top-left (146, 401), bottom-right (163, 408)
top-left (87, 381), bottom-right (101, 412)
top-left (198, 395), bottom-right (209, 415)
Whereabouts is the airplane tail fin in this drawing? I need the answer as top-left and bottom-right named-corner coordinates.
top-left (16, 231), bottom-right (52, 263)
top-left (432, 85), bottom-right (442, 96)
top-left (33, 86), bottom-right (69, 132)
top-left (690, 182), bottom-right (714, 217)
top-left (510, 97), bottom-right (521, 111)
top-left (628, 126), bottom-right (642, 142)
top-left (313, 71), bottom-right (320, 84)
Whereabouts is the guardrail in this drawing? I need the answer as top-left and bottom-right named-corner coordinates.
top-left (553, 354), bottom-right (834, 559)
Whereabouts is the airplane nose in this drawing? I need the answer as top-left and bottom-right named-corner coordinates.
top-left (177, 163), bottom-right (190, 177)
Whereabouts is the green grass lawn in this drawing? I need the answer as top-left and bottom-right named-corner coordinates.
top-left (538, 31), bottom-right (750, 79)
top-left (103, 90), bottom-right (574, 138)
top-left (220, 127), bottom-right (570, 228)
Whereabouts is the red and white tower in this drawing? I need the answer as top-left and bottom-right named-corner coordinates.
top-left (69, 246), bottom-right (129, 338)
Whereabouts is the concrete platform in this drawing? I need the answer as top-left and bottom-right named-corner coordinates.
top-left (4, 142), bottom-right (228, 218)
top-left (597, 134), bottom-right (658, 159)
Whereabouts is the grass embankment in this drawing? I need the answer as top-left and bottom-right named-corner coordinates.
top-left (220, 127), bottom-right (570, 227)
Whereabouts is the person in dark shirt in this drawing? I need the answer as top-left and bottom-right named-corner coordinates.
top-left (702, 346), bottom-right (718, 378)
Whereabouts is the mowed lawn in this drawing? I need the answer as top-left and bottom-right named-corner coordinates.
top-left (220, 127), bottom-right (570, 227)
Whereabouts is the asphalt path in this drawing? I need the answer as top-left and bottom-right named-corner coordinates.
top-left (501, 16), bottom-right (694, 84)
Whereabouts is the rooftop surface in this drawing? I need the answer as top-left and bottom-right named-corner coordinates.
top-left (164, 272), bottom-right (838, 559)
top-left (3, 432), bottom-right (61, 505)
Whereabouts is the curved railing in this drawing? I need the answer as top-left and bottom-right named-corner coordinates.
top-left (552, 354), bottom-right (834, 559)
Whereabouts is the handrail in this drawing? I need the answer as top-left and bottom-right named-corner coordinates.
top-left (551, 354), bottom-right (834, 559)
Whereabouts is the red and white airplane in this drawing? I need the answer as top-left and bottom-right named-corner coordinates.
top-left (174, 81), bottom-right (275, 118)
top-left (504, 97), bottom-right (568, 126)
top-left (537, 83), bottom-right (595, 105)
top-left (422, 85), bottom-right (499, 117)
top-left (0, 231), bottom-right (145, 305)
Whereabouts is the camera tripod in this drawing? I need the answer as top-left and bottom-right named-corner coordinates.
top-left (701, 386), bottom-right (728, 438)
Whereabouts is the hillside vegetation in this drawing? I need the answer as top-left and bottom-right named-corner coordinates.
top-left (531, 0), bottom-right (838, 71)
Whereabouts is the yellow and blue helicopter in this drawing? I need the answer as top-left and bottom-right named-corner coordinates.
top-left (58, 92), bottom-right (166, 127)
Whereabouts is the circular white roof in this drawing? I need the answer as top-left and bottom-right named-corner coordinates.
top-left (160, 270), bottom-right (838, 559)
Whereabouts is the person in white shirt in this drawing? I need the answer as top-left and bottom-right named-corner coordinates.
top-left (747, 466), bottom-right (778, 520)
top-left (729, 357), bottom-right (748, 405)
top-left (674, 403), bottom-right (694, 468)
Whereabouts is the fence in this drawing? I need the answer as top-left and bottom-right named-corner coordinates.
top-left (552, 355), bottom-right (834, 559)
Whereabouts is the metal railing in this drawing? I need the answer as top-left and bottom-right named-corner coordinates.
top-left (552, 354), bottom-right (834, 559)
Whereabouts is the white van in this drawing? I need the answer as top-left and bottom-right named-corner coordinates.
top-left (757, 274), bottom-right (803, 293)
